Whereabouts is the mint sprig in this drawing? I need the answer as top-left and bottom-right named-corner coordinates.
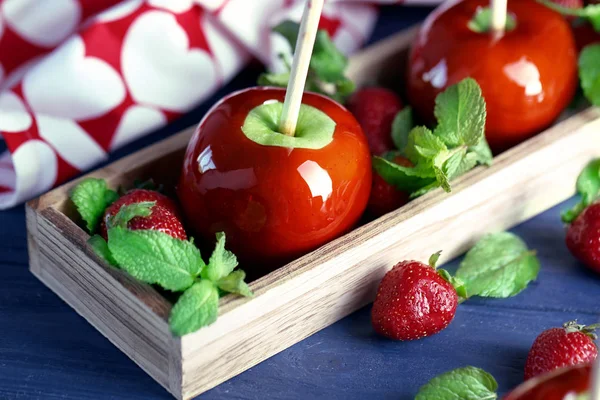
top-left (88, 234), bottom-right (118, 267)
top-left (391, 107), bottom-right (414, 152)
top-left (258, 20), bottom-right (355, 102)
top-left (562, 158), bottom-right (600, 223)
top-left (579, 44), bottom-right (600, 107)
top-left (416, 366), bottom-right (498, 400)
top-left (456, 232), bottom-right (540, 299)
top-left (106, 225), bottom-right (252, 336)
top-left (374, 78), bottom-right (492, 198)
top-left (69, 178), bottom-right (118, 233)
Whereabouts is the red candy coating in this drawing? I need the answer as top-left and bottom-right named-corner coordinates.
top-left (177, 87), bottom-right (372, 272)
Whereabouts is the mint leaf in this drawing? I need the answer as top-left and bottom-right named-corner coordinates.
top-left (217, 270), bottom-right (253, 297)
top-left (203, 232), bottom-right (238, 282)
top-left (434, 78), bottom-right (487, 148)
top-left (262, 20), bottom-right (354, 101)
top-left (456, 232), bottom-right (540, 298)
top-left (391, 107), bottom-right (414, 152)
top-left (437, 269), bottom-right (468, 299)
top-left (311, 29), bottom-right (348, 83)
top-left (70, 178), bottom-right (118, 233)
top-left (562, 158), bottom-right (600, 223)
top-left (88, 234), bottom-right (118, 267)
top-left (169, 280), bottom-right (219, 336)
top-left (469, 137), bottom-right (493, 166)
top-left (467, 7), bottom-right (516, 33)
top-left (416, 366), bottom-right (498, 400)
top-left (107, 227), bottom-right (204, 292)
top-left (579, 44), bottom-right (600, 106)
top-left (406, 127), bottom-right (448, 164)
top-left (108, 201), bottom-right (154, 229)
top-left (373, 157), bottom-right (437, 193)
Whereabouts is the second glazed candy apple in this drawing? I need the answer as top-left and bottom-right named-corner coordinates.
top-left (407, 0), bottom-right (578, 152)
top-left (177, 87), bottom-right (371, 273)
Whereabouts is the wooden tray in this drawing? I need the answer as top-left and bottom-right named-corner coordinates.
top-left (25, 25), bottom-right (600, 400)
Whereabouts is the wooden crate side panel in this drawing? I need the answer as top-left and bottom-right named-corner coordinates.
top-left (27, 207), bottom-right (179, 396)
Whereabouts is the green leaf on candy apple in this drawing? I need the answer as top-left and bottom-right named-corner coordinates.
top-left (456, 232), bottom-right (540, 299)
top-left (258, 20), bottom-right (354, 102)
top-left (107, 227), bottom-right (204, 292)
top-left (415, 366), bottom-right (498, 400)
top-left (88, 234), bottom-right (118, 267)
top-left (169, 280), bottom-right (219, 336)
top-left (467, 7), bottom-right (516, 33)
top-left (562, 158), bottom-right (600, 223)
top-left (69, 178), bottom-right (119, 233)
top-left (391, 107), bottom-right (414, 153)
top-left (579, 44), bottom-right (600, 107)
top-left (241, 101), bottom-right (336, 149)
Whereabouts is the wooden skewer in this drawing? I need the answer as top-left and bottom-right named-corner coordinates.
top-left (279, 0), bottom-right (325, 137)
top-left (490, 0), bottom-right (508, 36)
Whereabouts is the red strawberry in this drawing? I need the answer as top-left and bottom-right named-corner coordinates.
top-left (100, 189), bottom-right (186, 241)
top-left (371, 255), bottom-right (459, 341)
top-left (566, 202), bottom-right (600, 273)
top-left (524, 321), bottom-right (598, 380)
top-left (346, 87), bottom-right (403, 156)
top-left (367, 156), bottom-right (412, 217)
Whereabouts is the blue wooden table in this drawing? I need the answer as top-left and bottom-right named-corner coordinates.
top-left (1, 6), bottom-right (599, 399)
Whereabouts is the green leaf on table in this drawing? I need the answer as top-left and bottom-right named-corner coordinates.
top-left (216, 270), bottom-right (253, 297)
top-left (88, 234), bottom-right (118, 267)
top-left (169, 280), bottom-right (219, 336)
top-left (562, 158), bottom-right (600, 223)
top-left (416, 366), bottom-right (498, 400)
top-left (579, 44), bottom-right (600, 106)
top-left (391, 107), bottom-right (414, 152)
top-left (202, 232), bottom-right (238, 282)
top-left (69, 178), bottom-right (119, 233)
top-left (467, 7), bottom-right (516, 33)
top-left (434, 77), bottom-right (487, 148)
top-left (107, 227), bottom-right (204, 292)
top-left (456, 232), bottom-right (540, 298)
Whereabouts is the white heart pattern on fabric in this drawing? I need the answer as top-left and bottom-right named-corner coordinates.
top-left (0, 92), bottom-right (33, 132)
top-left (148, 0), bottom-right (193, 13)
top-left (36, 115), bottom-right (107, 170)
top-left (122, 11), bottom-right (217, 112)
top-left (202, 13), bottom-right (249, 79)
top-left (23, 36), bottom-right (126, 121)
top-left (1, 0), bottom-right (81, 48)
top-left (110, 105), bottom-right (167, 150)
top-left (0, 151), bottom-right (16, 190)
top-left (11, 140), bottom-right (57, 205)
top-left (94, 0), bottom-right (143, 23)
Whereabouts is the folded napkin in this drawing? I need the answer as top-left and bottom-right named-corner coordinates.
top-left (0, 0), bottom-right (434, 209)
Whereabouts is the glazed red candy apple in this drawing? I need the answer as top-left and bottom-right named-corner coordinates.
top-left (407, 0), bottom-right (578, 153)
top-left (504, 363), bottom-right (592, 400)
top-left (177, 87), bottom-right (371, 272)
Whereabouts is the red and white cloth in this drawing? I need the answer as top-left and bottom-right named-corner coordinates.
top-left (0, 0), bottom-right (436, 209)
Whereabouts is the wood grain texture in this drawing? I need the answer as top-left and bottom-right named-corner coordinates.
top-left (25, 24), bottom-right (600, 400)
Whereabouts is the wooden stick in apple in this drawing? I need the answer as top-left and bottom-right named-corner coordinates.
top-left (490, 0), bottom-right (508, 36)
top-left (279, 0), bottom-right (325, 136)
